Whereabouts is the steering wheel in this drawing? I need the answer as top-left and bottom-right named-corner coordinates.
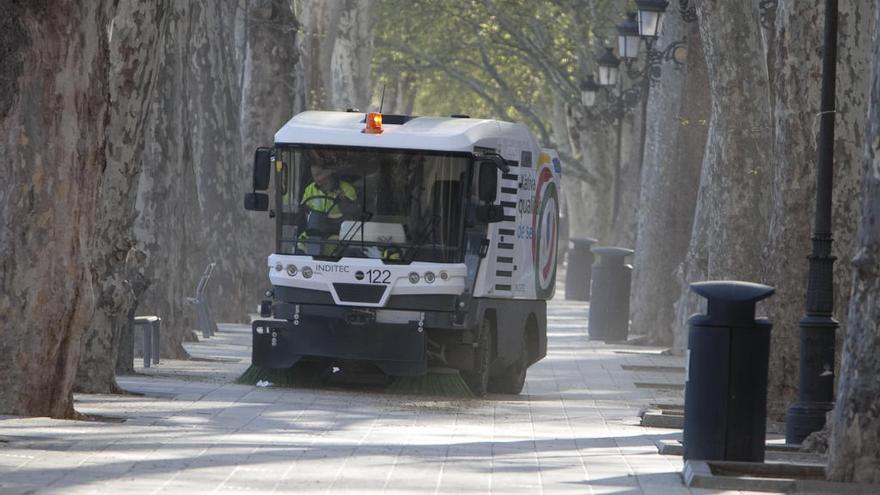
top-left (300, 195), bottom-right (345, 238)
top-left (301, 194), bottom-right (340, 212)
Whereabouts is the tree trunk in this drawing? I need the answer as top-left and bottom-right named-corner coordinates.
top-left (631, 14), bottom-right (708, 344)
top-left (672, 0), bottom-right (773, 350)
top-left (608, 108), bottom-right (640, 249)
top-left (827, 0), bottom-right (874, 396)
top-left (239, 0), bottom-right (299, 301)
top-left (551, 95), bottom-right (580, 245)
top-left (0, 1), bottom-right (112, 417)
top-left (329, 0), bottom-right (374, 110)
top-left (761, 0), bottom-right (873, 417)
top-left (565, 106), bottom-right (615, 241)
top-left (826, 6), bottom-right (880, 481)
top-left (297, 0), bottom-right (375, 111)
top-left (760, 0), bottom-right (823, 414)
top-left (135, 2), bottom-right (298, 358)
top-left (75, 0), bottom-right (166, 394)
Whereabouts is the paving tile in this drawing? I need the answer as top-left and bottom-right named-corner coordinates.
top-left (0, 293), bottom-right (718, 494)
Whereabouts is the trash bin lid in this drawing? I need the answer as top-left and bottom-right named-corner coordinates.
top-left (690, 281), bottom-right (775, 304)
top-left (591, 246), bottom-right (634, 258)
top-left (569, 237), bottom-right (598, 246)
top-left (689, 280), bottom-right (775, 326)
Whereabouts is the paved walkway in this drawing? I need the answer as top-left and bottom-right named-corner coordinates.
top-left (0, 298), bottom-right (772, 494)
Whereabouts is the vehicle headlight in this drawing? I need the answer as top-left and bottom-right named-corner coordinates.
top-left (274, 262), bottom-right (283, 272)
top-left (424, 271), bottom-right (436, 283)
top-left (439, 271), bottom-right (449, 281)
top-left (286, 264), bottom-right (298, 277)
top-left (302, 266), bottom-right (313, 279)
top-left (408, 272), bottom-right (420, 284)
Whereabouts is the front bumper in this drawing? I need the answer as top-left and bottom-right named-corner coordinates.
top-left (252, 314), bottom-right (427, 376)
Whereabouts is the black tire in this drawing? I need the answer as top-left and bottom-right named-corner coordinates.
top-left (488, 332), bottom-right (528, 395)
top-left (462, 319), bottom-right (493, 397)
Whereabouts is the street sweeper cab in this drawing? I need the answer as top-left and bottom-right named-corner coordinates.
top-left (244, 110), bottom-right (561, 395)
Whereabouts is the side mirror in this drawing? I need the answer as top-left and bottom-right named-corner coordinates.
top-left (476, 204), bottom-right (505, 223)
top-left (244, 192), bottom-right (269, 211)
top-left (253, 147), bottom-right (272, 191)
top-left (478, 161), bottom-right (498, 203)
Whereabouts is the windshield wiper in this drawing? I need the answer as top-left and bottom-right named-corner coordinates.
top-left (404, 214), bottom-right (438, 263)
top-left (329, 211), bottom-right (373, 258)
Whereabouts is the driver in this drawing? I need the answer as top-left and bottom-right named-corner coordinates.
top-left (301, 163), bottom-right (358, 219)
top-left (297, 159), bottom-right (359, 255)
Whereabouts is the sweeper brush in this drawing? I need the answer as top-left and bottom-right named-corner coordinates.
top-left (385, 368), bottom-right (474, 398)
top-left (237, 363), bottom-right (474, 398)
top-left (235, 362), bottom-right (324, 388)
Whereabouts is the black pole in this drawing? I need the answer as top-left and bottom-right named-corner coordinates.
top-left (612, 80), bottom-right (624, 224)
top-left (785, 0), bottom-right (838, 445)
top-left (637, 38), bottom-right (654, 178)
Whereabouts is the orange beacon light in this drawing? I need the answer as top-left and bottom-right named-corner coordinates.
top-left (363, 112), bottom-right (383, 134)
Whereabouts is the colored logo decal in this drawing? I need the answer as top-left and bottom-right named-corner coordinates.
top-left (531, 166), bottom-right (558, 298)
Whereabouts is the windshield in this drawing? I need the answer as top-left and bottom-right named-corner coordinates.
top-left (275, 147), bottom-right (471, 263)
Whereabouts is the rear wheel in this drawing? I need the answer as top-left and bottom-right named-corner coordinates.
top-left (488, 332), bottom-right (528, 395)
top-left (462, 318), bottom-right (493, 397)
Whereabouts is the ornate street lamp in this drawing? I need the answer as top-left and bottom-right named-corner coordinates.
top-left (617, 12), bottom-right (641, 60)
top-left (580, 76), bottom-right (600, 107)
top-left (635, 0), bottom-right (670, 38)
top-left (597, 47), bottom-right (621, 86)
top-left (786, 0), bottom-right (839, 445)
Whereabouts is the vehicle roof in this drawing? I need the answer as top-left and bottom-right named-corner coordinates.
top-left (274, 111), bottom-right (538, 153)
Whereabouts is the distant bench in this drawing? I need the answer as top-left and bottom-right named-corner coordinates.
top-left (133, 316), bottom-right (161, 368)
top-left (187, 262), bottom-right (218, 338)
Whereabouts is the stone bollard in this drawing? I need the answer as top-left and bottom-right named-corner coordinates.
top-left (564, 237), bottom-right (598, 301)
top-left (683, 280), bottom-right (775, 462)
top-left (587, 246), bottom-right (634, 342)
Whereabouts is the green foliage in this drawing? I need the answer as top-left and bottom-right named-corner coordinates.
top-left (372, 0), bottom-right (619, 146)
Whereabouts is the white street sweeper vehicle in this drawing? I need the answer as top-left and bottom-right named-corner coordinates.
top-left (244, 110), bottom-right (561, 395)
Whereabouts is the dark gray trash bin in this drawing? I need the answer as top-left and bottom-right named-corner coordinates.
top-left (683, 280), bottom-right (775, 462)
top-left (565, 237), bottom-right (598, 301)
top-left (587, 246), bottom-right (633, 342)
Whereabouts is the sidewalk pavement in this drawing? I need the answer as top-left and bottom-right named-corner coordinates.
top-left (1, 297), bottom-right (778, 494)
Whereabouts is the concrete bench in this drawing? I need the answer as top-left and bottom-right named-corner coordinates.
top-left (133, 316), bottom-right (161, 368)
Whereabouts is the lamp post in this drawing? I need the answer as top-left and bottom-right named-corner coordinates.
top-left (617, 12), bottom-right (641, 61)
top-left (785, 0), bottom-right (839, 445)
top-left (586, 2), bottom-right (680, 225)
top-left (597, 47), bottom-right (620, 87)
top-left (580, 76), bottom-right (599, 108)
top-left (635, 0), bottom-right (670, 39)
top-left (606, 1), bottom-right (671, 223)
top-left (594, 42), bottom-right (641, 224)
top-left (632, 0), bottom-right (669, 180)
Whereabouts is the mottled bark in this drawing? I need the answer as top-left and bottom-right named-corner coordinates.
top-left (297, 0), bottom-right (374, 110)
top-left (135, 2), bottom-right (298, 358)
top-left (828, 0), bottom-right (873, 386)
top-left (826, 6), bottom-right (880, 481)
top-left (672, 0), bottom-right (773, 350)
top-left (762, 0), bottom-right (873, 417)
top-left (551, 95), bottom-right (584, 244)
top-left (609, 108), bottom-right (640, 249)
top-left (0, 1), bottom-right (112, 417)
top-left (239, 0), bottom-right (299, 298)
top-left (571, 122), bottom-right (615, 240)
top-left (760, 0), bottom-right (823, 413)
top-left (75, 0), bottom-right (165, 394)
top-left (631, 14), bottom-right (708, 344)
top-left (329, 1), bottom-right (373, 110)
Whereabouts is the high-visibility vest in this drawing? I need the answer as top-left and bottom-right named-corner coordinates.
top-left (301, 181), bottom-right (357, 218)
